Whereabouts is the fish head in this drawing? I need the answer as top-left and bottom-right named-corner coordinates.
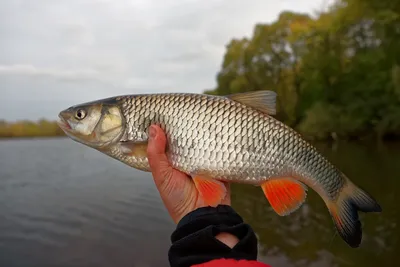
top-left (57, 99), bottom-right (125, 148)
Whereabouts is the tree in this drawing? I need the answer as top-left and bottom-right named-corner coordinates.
top-left (207, 0), bottom-right (400, 141)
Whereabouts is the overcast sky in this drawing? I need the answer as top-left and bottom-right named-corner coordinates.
top-left (0, 0), bottom-right (333, 121)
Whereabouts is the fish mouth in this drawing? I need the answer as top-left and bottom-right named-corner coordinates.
top-left (57, 112), bottom-right (72, 131)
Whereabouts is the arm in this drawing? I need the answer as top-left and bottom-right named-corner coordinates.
top-left (147, 125), bottom-right (271, 267)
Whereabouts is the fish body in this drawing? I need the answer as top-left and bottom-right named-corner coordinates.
top-left (58, 90), bottom-right (381, 248)
top-left (106, 93), bottom-right (340, 191)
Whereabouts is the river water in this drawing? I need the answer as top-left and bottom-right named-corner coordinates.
top-left (0, 138), bottom-right (398, 267)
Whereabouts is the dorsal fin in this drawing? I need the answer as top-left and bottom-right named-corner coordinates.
top-left (226, 90), bottom-right (277, 115)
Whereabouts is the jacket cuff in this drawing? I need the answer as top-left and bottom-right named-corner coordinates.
top-left (168, 205), bottom-right (258, 267)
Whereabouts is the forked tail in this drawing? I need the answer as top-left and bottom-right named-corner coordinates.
top-left (327, 178), bottom-right (382, 248)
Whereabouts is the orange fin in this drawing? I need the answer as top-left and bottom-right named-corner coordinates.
top-left (192, 176), bottom-right (227, 207)
top-left (261, 178), bottom-right (307, 216)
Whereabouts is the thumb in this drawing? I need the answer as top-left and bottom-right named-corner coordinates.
top-left (147, 125), bottom-right (174, 187)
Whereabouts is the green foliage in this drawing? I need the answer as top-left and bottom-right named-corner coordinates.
top-left (0, 120), bottom-right (65, 139)
top-left (208, 0), bottom-right (400, 140)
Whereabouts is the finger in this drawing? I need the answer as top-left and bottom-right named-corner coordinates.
top-left (147, 125), bottom-right (174, 188)
top-left (147, 125), bottom-right (168, 164)
top-left (221, 182), bottom-right (231, 205)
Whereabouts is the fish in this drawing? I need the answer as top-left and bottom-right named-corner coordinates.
top-left (57, 90), bottom-right (382, 248)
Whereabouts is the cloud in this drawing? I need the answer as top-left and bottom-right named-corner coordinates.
top-left (0, 0), bottom-right (333, 121)
top-left (0, 64), bottom-right (99, 82)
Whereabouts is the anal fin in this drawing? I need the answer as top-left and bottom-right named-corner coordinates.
top-left (261, 178), bottom-right (307, 216)
top-left (192, 176), bottom-right (227, 207)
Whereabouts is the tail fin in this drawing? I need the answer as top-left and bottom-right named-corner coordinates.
top-left (327, 180), bottom-right (382, 248)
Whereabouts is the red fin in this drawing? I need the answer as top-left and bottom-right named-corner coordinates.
top-left (192, 176), bottom-right (227, 207)
top-left (261, 178), bottom-right (307, 216)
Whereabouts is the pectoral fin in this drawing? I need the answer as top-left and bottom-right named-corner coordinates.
top-left (119, 141), bottom-right (148, 157)
top-left (226, 90), bottom-right (277, 115)
top-left (192, 176), bottom-right (227, 207)
top-left (261, 178), bottom-right (307, 216)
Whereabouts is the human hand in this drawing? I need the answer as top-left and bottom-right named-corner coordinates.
top-left (146, 124), bottom-right (231, 224)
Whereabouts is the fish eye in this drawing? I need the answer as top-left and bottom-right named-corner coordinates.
top-left (74, 109), bottom-right (87, 120)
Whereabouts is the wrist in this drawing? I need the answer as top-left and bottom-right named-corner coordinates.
top-left (215, 232), bottom-right (240, 248)
top-left (168, 205), bottom-right (259, 267)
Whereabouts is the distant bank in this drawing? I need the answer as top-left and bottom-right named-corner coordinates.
top-left (0, 120), bottom-right (66, 139)
top-left (1, 118), bottom-right (399, 143)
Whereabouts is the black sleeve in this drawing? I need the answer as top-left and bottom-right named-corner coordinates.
top-left (168, 205), bottom-right (258, 267)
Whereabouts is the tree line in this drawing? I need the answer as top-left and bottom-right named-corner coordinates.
top-left (205, 0), bottom-right (400, 141)
top-left (0, 120), bottom-right (65, 138)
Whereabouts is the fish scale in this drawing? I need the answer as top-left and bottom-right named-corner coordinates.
top-left (58, 90), bottom-right (382, 248)
top-left (116, 93), bottom-right (343, 196)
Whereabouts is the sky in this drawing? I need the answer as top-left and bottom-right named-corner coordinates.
top-left (0, 0), bottom-right (333, 121)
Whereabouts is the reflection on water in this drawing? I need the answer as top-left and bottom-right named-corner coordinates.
top-left (0, 138), bottom-right (398, 267)
top-left (231, 141), bottom-right (400, 267)
top-left (0, 138), bottom-right (175, 267)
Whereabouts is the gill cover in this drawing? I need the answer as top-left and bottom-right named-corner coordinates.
top-left (58, 101), bottom-right (124, 147)
top-left (96, 105), bottom-right (125, 144)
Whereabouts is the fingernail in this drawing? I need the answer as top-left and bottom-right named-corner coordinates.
top-left (149, 126), bottom-right (157, 139)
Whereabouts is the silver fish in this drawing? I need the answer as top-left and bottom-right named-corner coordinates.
top-left (57, 90), bottom-right (382, 248)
